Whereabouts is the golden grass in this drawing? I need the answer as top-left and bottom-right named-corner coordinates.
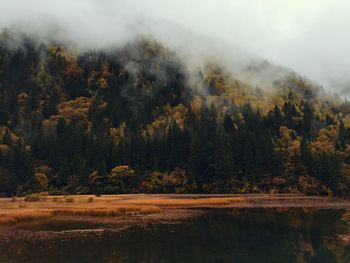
top-left (0, 194), bottom-right (345, 226)
top-left (0, 210), bottom-right (52, 224)
top-left (51, 206), bottom-right (161, 217)
top-left (24, 192), bottom-right (49, 202)
top-left (0, 194), bottom-right (248, 225)
top-left (0, 206), bottom-right (162, 225)
top-left (65, 196), bottom-right (75, 203)
top-left (120, 197), bottom-right (246, 207)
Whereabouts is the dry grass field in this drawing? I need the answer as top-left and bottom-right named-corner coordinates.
top-left (1, 194), bottom-right (349, 225)
top-left (0, 194), bottom-right (247, 225)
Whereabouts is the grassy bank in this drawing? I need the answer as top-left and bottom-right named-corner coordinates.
top-left (0, 194), bottom-right (349, 225)
top-left (0, 194), bottom-right (246, 225)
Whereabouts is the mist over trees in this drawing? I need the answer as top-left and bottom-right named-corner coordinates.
top-left (1, 30), bottom-right (350, 196)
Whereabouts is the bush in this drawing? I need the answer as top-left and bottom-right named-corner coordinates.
top-left (24, 192), bottom-right (49, 202)
top-left (108, 165), bottom-right (135, 193)
top-left (140, 168), bottom-right (189, 194)
top-left (298, 176), bottom-right (327, 195)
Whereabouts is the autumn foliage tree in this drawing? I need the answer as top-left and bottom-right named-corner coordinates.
top-left (0, 30), bottom-right (349, 196)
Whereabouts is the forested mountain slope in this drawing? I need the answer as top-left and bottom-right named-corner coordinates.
top-left (1, 30), bottom-right (350, 196)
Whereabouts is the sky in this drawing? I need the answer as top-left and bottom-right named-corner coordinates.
top-left (0, 0), bottom-right (349, 96)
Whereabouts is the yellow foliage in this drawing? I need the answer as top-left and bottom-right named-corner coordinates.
top-left (43, 97), bottom-right (107, 131)
top-left (279, 126), bottom-right (301, 156)
top-left (47, 45), bottom-right (75, 62)
top-left (191, 96), bottom-right (202, 113)
top-left (311, 126), bottom-right (337, 155)
top-left (318, 125), bottom-right (338, 143)
top-left (311, 136), bottom-right (335, 155)
top-left (110, 165), bottom-right (134, 178)
top-left (96, 63), bottom-right (111, 90)
top-left (145, 103), bottom-right (188, 136)
top-left (0, 126), bottom-right (19, 144)
top-left (278, 126), bottom-right (303, 177)
top-left (109, 122), bottom-right (127, 144)
top-left (89, 171), bottom-right (101, 184)
top-left (165, 103), bottom-right (187, 129)
top-left (97, 77), bottom-right (109, 90)
top-left (152, 118), bottom-right (165, 129)
top-left (57, 97), bottom-right (91, 120)
top-left (65, 63), bottom-right (83, 77)
top-left (17, 92), bottom-right (29, 103)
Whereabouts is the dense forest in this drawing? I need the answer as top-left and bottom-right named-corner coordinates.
top-left (1, 29), bottom-right (350, 197)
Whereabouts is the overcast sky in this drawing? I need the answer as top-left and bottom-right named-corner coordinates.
top-left (0, 0), bottom-right (349, 95)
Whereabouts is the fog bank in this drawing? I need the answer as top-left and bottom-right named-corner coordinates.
top-left (1, 0), bottom-right (349, 96)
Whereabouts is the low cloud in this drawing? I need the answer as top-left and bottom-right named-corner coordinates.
top-left (1, 0), bottom-right (349, 96)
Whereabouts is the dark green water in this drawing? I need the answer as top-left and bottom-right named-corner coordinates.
top-left (1, 208), bottom-right (350, 263)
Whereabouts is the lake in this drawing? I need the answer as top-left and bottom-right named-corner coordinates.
top-left (0, 208), bottom-right (349, 263)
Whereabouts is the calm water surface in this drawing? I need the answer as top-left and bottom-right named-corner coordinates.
top-left (1, 208), bottom-right (350, 263)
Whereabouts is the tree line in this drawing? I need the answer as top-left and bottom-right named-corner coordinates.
top-left (1, 30), bottom-right (350, 196)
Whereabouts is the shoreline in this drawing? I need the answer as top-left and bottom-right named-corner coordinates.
top-left (1, 194), bottom-right (350, 242)
top-left (1, 194), bottom-right (350, 235)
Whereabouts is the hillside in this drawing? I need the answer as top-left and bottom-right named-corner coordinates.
top-left (1, 30), bottom-right (350, 196)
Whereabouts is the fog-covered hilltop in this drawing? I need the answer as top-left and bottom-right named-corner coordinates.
top-left (1, 30), bottom-right (350, 196)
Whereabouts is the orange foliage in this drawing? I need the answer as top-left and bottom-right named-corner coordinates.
top-left (109, 165), bottom-right (134, 179)
top-left (43, 97), bottom-right (107, 131)
top-left (57, 97), bottom-right (91, 120)
top-left (311, 134), bottom-right (336, 155)
top-left (96, 63), bottom-right (111, 90)
top-left (279, 126), bottom-right (301, 157)
top-left (191, 95), bottom-right (202, 113)
top-left (65, 63), bottom-right (84, 77)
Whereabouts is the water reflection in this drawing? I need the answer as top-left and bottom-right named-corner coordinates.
top-left (0, 208), bottom-right (349, 263)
